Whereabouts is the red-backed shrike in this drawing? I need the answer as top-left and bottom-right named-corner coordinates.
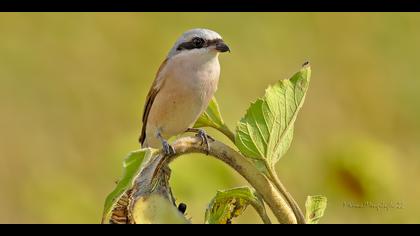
top-left (139, 28), bottom-right (230, 155)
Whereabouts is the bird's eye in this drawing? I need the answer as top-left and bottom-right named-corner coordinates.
top-left (192, 37), bottom-right (205, 48)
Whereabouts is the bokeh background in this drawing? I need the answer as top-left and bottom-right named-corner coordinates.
top-left (0, 12), bottom-right (419, 224)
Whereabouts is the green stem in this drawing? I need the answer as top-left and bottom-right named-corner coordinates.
top-left (249, 197), bottom-right (272, 224)
top-left (212, 124), bottom-right (302, 224)
top-left (217, 124), bottom-right (236, 143)
top-left (266, 164), bottom-right (306, 224)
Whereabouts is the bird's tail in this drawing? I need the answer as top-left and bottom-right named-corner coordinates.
top-left (139, 134), bottom-right (147, 148)
top-left (141, 141), bottom-right (149, 149)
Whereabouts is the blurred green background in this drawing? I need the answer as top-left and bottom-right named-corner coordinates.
top-left (0, 13), bottom-right (419, 224)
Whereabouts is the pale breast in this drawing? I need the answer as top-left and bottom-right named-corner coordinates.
top-left (145, 51), bottom-right (220, 144)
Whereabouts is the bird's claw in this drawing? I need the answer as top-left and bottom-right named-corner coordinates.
top-left (162, 140), bottom-right (176, 156)
top-left (196, 129), bottom-right (212, 155)
top-left (186, 128), bottom-right (213, 155)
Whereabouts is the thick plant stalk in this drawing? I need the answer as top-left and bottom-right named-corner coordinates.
top-left (111, 135), bottom-right (297, 224)
top-left (266, 166), bottom-right (306, 224)
top-left (163, 136), bottom-right (297, 224)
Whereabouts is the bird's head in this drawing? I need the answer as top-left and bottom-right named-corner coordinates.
top-left (167, 28), bottom-right (230, 58)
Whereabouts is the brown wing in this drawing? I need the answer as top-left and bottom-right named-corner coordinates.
top-left (139, 58), bottom-right (169, 146)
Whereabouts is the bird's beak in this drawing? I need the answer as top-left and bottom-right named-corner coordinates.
top-left (215, 40), bottom-right (230, 53)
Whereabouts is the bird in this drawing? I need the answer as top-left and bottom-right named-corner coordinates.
top-left (139, 28), bottom-right (230, 155)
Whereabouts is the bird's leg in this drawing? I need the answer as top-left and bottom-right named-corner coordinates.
top-left (157, 132), bottom-right (175, 156)
top-left (185, 128), bottom-right (213, 155)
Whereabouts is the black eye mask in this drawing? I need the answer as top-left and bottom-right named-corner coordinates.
top-left (177, 38), bottom-right (224, 51)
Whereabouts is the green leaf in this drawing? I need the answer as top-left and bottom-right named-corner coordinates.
top-left (205, 187), bottom-right (270, 224)
top-left (101, 148), bottom-right (154, 223)
top-left (305, 195), bottom-right (327, 224)
top-left (194, 97), bottom-right (225, 130)
top-left (235, 64), bottom-right (311, 166)
top-left (194, 97), bottom-right (235, 142)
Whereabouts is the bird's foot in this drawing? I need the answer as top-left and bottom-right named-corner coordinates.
top-left (186, 128), bottom-right (213, 155)
top-left (157, 131), bottom-right (175, 156)
top-left (161, 139), bottom-right (176, 156)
